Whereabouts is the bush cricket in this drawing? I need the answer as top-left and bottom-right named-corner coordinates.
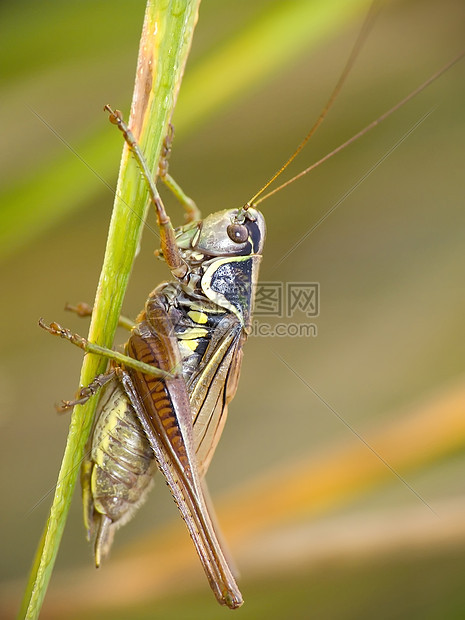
top-left (39, 4), bottom-right (464, 610)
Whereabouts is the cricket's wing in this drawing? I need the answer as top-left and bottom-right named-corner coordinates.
top-left (123, 304), bottom-right (243, 609)
top-left (187, 314), bottom-right (244, 475)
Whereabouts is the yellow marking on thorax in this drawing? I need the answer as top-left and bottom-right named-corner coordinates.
top-left (178, 340), bottom-right (199, 357)
top-left (178, 327), bottom-right (208, 340)
top-left (188, 310), bottom-right (208, 324)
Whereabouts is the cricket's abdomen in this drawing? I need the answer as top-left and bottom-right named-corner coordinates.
top-left (81, 379), bottom-right (157, 565)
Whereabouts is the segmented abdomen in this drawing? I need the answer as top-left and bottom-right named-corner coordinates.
top-left (81, 378), bottom-right (157, 563)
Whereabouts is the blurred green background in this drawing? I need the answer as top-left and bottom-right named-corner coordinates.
top-left (1, 0), bottom-right (465, 618)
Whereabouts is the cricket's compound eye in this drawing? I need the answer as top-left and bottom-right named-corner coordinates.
top-left (227, 223), bottom-right (248, 244)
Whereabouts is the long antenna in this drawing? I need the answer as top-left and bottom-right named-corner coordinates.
top-left (253, 49), bottom-right (465, 206)
top-left (245, 1), bottom-right (382, 209)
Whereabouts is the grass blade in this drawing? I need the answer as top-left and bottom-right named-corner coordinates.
top-left (18, 1), bottom-right (201, 617)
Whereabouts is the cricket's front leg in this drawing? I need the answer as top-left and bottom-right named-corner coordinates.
top-left (105, 106), bottom-right (190, 281)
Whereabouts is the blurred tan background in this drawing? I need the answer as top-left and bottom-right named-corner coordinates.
top-left (1, 0), bottom-right (465, 617)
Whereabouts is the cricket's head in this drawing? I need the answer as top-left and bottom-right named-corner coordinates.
top-left (193, 207), bottom-right (266, 258)
top-left (193, 207), bottom-right (265, 329)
